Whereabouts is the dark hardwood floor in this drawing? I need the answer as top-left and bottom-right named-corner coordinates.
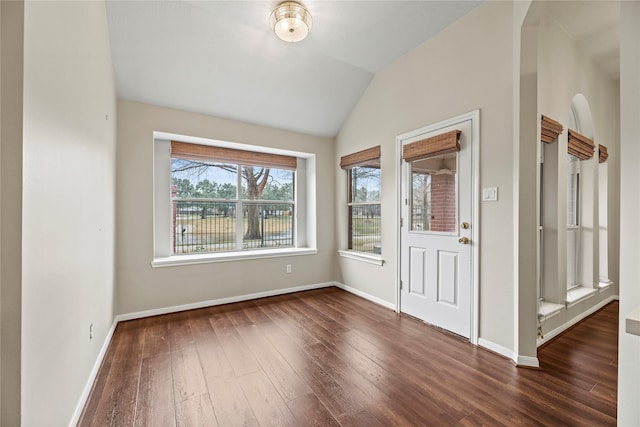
top-left (78, 288), bottom-right (618, 426)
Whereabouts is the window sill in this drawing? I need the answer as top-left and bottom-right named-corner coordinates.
top-left (566, 286), bottom-right (598, 308)
top-left (599, 280), bottom-right (614, 292)
top-left (538, 301), bottom-right (564, 320)
top-left (338, 250), bottom-right (384, 266)
top-left (152, 247), bottom-right (317, 268)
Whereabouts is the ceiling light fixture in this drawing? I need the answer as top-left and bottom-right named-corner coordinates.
top-left (270, 1), bottom-right (313, 43)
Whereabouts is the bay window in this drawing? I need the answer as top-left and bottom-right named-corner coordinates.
top-left (153, 134), bottom-right (316, 266)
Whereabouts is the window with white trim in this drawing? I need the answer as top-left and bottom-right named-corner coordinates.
top-left (171, 159), bottom-right (295, 254)
top-left (153, 135), bottom-right (316, 265)
top-left (340, 146), bottom-right (381, 255)
top-left (347, 165), bottom-right (381, 254)
top-left (566, 95), bottom-right (597, 293)
top-left (567, 154), bottom-right (580, 290)
top-left (539, 115), bottom-right (564, 307)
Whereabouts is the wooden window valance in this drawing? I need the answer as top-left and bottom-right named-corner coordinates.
top-left (402, 130), bottom-right (461, 162)
top-left (599, 144), bottom-right (609, 163)
top-left (340, 145), bottom-right (381, 169)
top-left (567, 129), bottom-right (595, 160)
top-left (171, 141), bottom-right (297, 170)
top-left (541, 115), bottom-right (563, 143)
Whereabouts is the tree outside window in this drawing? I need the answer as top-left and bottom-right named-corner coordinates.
top-left (347, 165), bottom-right (381, 254)
top-left (171, 153), bottom-right (295, 254)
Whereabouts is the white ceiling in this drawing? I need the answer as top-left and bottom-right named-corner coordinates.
top-left (547, 0), bottom-right (620, 80)
top-left (106, 0), bottom-right (482, 137)
top-left (106, 1), bottom-right (621, 138)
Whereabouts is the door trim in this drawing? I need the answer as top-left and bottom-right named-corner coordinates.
top-left (395, 110), bottom-right (480, 345)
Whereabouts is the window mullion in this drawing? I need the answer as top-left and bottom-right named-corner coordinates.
top-left (236, 166), bottom-right (244, 250)
top-left (349, 201), bottom-right (381, 207)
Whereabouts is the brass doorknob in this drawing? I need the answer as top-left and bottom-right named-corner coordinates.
top-left (458, 237), bottom-right (470, 244)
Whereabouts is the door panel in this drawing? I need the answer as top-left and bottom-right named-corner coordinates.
top-left (437, 251), bottom-right (458, 306)
top-left (409, 247), bottom-right (427, 296)
top-left (400, 116), bottom-right (474, 339)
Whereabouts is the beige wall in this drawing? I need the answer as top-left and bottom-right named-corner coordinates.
top-left (116, 100), bottom-right (335, 315)
top-left (22, 2), bottom-right (116, 425)
top-left (535, 7), bottom-right (620, 336)
top-left (1, 1), bottom-right (24, 425)
top-left (618, 1), bottom-right (640, 424)
top-left (335, 1), bottom-right (517, 351)
top-left (9, 1), bottom-right (635, 424)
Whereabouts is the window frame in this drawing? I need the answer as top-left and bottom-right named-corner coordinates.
top-left (346, 165), bottom-right (382, 254)
top-left (171, 162), bottom-right (296, 254)
top-left (152, 133), bottom-right (317, 267)
top-left (598, 152), bottom-right (611, 288)
top-left (338, 146), bottom-right (382, 264)
top-left (407, 153), bottom-right (459, 235)
top-left (567, 154), bottom-right (581, 290)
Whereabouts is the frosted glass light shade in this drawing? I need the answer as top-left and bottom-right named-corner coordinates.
top-left (270, 1), bottom-right (312, 43)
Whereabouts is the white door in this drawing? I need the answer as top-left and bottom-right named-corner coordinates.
top-left (399, 114), bottom-right (476, 339)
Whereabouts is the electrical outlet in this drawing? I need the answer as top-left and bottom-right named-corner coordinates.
top-left (89, 323), bottom-right (94, 340)
top-left (286, 264), bottom-right (292, 273)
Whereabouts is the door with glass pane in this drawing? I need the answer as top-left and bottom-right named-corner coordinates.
top-left (399, 116), bottom-right (474, 339)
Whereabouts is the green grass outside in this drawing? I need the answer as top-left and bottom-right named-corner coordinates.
top-left (352, 217), bottom-right (381, 235)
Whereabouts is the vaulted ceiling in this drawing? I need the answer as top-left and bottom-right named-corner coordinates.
top-left (106, 1), bottom-right (621, 138)
top-left (106, 1), bottom-right (482, 137)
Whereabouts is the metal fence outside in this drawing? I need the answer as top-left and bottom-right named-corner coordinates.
top-left (173, 200), bottom-right (293, 254)
top-left (349, 204), bottom-right (381, 254)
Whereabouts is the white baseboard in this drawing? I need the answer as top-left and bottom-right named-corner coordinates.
top-left (70, 281), bottom-right (419, 425)
top-left (116, 281), bottom-right (336, 322)
top-left (333, 282), bottom-right (395, 310)
top-left (68, 318), bottom-right (118, 427)
top-left (478, 337), bottom-right (513, 359)
top-left (515, 355), bottom-right (540, 368)
top-left (537, 294), bottom-right (619, 347)
top-left (478, 338), bottom-right (540, 368)
top-left (477, 295), bottom-right (620, 368)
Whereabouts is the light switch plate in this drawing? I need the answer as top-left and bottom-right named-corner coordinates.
top-left (482, 187), bottom-right (498, 201)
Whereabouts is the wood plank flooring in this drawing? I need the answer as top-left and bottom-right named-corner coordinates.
top-left (78, 288), bottom-right (618, 426)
